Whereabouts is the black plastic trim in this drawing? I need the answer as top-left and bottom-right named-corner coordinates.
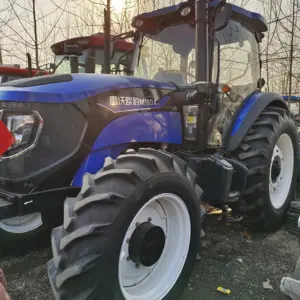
top-left (0, 186), bottom-right (80, 221)
top-left (0, 74), bottom-right (73, 87)
top-left (225, 157), bottom-right (248, 191)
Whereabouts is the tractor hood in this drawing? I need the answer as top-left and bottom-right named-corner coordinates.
top-left (0, 73), bottom-right (176, 104)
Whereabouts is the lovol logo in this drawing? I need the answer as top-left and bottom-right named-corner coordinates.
top-left (109, 96), bottom-right (158, 106)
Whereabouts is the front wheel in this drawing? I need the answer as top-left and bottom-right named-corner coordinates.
top-left (48, 148), bottom-right (203, 300)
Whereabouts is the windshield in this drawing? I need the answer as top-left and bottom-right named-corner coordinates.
top-left (134, 20), bottom-right (260, 97)
top-left (55, 53), bottom-right (88, 74)
top-left (54, 47), bottom-right (133, 74)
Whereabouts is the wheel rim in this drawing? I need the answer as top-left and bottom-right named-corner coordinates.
top-left (0, 213), bottom-right (42, 234)
top-left (118, 193), bottom-right (191, 300)
top-left (269, 133), bottom-right (294, 209)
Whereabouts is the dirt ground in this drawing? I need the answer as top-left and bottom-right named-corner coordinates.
top-left (0, 217), bottom-right (298, 300)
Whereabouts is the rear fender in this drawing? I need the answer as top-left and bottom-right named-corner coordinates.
top-left (227, 92), bottom-right (288, 152)
top-left (72, 111), bottom-right (182, 186)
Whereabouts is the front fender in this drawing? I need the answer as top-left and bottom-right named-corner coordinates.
top-left (72, 111), bottom-right (182, 186)
top-left (227, 92), bottom-right (288, 152)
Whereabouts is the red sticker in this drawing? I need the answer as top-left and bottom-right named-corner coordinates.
top-left (0, 120), bottom-right (15, 157)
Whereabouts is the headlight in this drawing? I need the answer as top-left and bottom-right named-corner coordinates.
top-left (0, 109), bottom-right (43, 160)
top-left (180, 6), bottom-right (192, 16)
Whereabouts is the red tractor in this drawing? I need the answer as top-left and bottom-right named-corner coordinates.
top-left (0, 32), bottom-right (135, 85)
top-left (50, 32), bottom-right (136, 74)
top-left (0, 64), bottom-right (48, 83)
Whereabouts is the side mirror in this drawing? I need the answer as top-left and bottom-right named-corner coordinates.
top-left (211, 35), bottom-right (221, 84)
top-left (70, 56), bottom-right (79, 73)
top-left (85, 57), bottom-right (96, 73)
top-left (110, 40), bottom-right (116, 59)
top-left (48, 63), bottom-right (55, 70)
top-left (213, 3), bottom-right (232, 31)
top-left (119, 59), bottom-right (130, 72)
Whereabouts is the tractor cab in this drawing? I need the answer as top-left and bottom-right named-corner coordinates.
top-left (127, 1), bottom-right (267, 148)
top-left (51, 33), bottom-right (135, 74)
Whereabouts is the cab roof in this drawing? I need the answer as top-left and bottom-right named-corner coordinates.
top-left (51, 32), bottom-right (134, 55)
top-left (132, 0), bottom-right (268, 33)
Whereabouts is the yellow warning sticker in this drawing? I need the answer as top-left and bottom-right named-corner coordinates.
top-left (187, 116), bottom-right (196, 123)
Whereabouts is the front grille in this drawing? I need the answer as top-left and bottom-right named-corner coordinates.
top-left (0, 101), bottom-right (87, 181)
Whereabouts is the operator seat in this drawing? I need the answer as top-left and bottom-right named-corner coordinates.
top-left (153, 70), bottom-right (187, 85)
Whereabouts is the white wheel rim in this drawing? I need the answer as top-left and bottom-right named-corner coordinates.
top-left (0, 213), bottom-right (42, 234)
top-left (118, 193), bottom-right (191, 300)
top-left (269, 133), bottom-right (294, 209)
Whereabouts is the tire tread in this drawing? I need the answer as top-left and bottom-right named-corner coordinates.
top-left (48, 148), bottom-right (203, 299)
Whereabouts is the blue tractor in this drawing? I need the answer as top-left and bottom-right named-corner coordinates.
top-left (0, 0), bottom-right (298, 299)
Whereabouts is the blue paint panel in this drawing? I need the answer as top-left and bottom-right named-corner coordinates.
top-left (72, 111), bottom-right (182, 186)
top-left (230, 92), bottom-right (262, 136)
top-left (0, 73), bottom-right (176, 103)
top-left (72, 144), bottom-right (128, 187)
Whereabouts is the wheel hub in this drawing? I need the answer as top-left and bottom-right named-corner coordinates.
top-left (128, 222), bottom-right (166, 267)
top-left (268, 134), bottom-right (294, 210)
top-left (271, 155), bottom-right (282, 183)
top-left (270, 145), bottom-right (284, 190)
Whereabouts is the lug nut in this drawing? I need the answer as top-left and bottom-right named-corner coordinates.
top-left (136, 222), bottom-right (140, 227)
top-left (126, 256), bottom-right (130, 261)
top-left (126, 238), bottom-right (130, 243)
top-left (135, 264), bottom-right (139, 268)
top-left (147, 217), bottom-right (152, 222)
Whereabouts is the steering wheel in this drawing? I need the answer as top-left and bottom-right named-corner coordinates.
top-left (166, 70), bottom-right (196, 82)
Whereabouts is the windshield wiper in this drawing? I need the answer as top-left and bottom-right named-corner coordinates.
top-left (53, 56), bottom-right (69, 73)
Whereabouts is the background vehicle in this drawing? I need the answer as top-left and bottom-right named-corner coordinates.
top-left (51, 32), bottom-right (135, 74)
top-left (0, 64), bottom-right (48, 83)
top-left (0, 0), bottom-right (298, 299)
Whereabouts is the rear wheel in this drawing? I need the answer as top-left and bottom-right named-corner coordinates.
top-left (0, 212), bottom-right (47, 242)
top-left (48, 148), bottom-right (203, 300)
top-left (235, 106), bottom-right (298, 231)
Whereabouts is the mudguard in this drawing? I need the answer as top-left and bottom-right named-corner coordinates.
top-left (227, 92), bottom-right (288, 152)
top-left (72, 111), bottom-right (182, 186)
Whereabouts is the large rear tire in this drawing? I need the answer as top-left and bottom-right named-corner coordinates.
top-left (234, 106), bottom-right (298, 231)
top-left (47, 148), bottom-right (203, 300)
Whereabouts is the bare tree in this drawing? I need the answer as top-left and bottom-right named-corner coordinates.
top-left (0, 0), bottom-right (69, 68)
